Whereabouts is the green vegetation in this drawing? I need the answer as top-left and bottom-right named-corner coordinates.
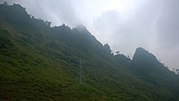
top-left (0, 3), bottom-right (179, 101)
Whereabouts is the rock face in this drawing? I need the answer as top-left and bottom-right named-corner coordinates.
top-left (132, 47), bottom-right (179, 93)
top-left (132, 47), bottom-right (160, 72)
top-left (132, 47), bottom-right (172, 74)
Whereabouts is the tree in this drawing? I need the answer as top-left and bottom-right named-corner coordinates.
top-left (103, 44), bottom-right (111, 54)
top-left (176, 69), bottom-right (179, 75)
top-left (45, 21), bottom-right (51, 26)
top-left (115, 51), bottom-right (120, 55)
top-left (3, 2), bottom-right (8, 6)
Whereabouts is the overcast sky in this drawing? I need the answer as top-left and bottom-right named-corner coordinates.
top-left (1, 0), bottom-right (179, 69)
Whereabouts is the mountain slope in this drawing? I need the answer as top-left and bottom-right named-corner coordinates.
top-left (132, 47), bottom-right (179, 100)
top-left (0, 3), bottom-right (179, 101)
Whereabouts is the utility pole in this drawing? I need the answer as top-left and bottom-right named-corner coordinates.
top-left (79, 59), bottom-right (82, 84)
top-left (79, 58), bottom-right (86, 85)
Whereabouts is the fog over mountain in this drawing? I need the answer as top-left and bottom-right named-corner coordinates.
top-left (1, 0), bottom-right (179, 69)
top-left (1, 2), bottom-right (179, 100)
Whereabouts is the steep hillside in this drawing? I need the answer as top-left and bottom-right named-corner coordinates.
top-left (0, 3), bottom-right (179, 101)
top-left (132, 47), bottom-right (179, 100)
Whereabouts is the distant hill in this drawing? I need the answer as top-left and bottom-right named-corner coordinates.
top-left (0, 3), bottom-right (179, 101)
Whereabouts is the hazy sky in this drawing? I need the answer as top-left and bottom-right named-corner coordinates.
top-left (1, 0), bottom-right (179, 69)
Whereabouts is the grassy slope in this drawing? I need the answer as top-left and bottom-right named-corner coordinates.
top-left (0, 20), bottom-right (152, 101)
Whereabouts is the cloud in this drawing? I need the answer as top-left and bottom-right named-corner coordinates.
top-left (1, 0), bottom-right (80, 26)
top-left (157, 0), bottom-right (179, 47)
top-left (93, 0), bottom-right (179, 69)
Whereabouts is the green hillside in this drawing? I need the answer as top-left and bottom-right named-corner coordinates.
top-left (0, 3), bottom-right (179, 101)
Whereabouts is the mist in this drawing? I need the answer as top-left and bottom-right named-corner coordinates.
top-left (1, 0), bottom-right (179, 69)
